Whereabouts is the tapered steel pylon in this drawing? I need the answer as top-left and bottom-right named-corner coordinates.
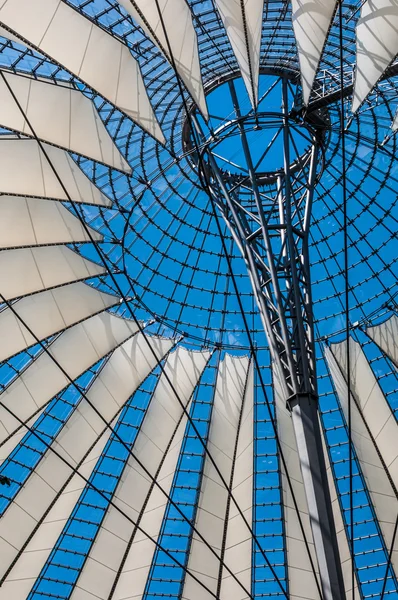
top-left (191, 74), bottom-right (346, 600)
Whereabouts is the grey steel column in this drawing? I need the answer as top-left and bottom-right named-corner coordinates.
top-left (193, 76), bottom-right (346, 600)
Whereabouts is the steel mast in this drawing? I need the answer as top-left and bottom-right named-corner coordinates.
top-left (192, 75), bottom-right (345, 600)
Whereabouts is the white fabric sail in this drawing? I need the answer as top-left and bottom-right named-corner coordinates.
top-left (0, 247), bottom-right (105, 301)
top-left (273, 365), bottom-right (321, 600)
top-left (352, 0), bottom-right (398, 112)
top-left (182, 354), bottom-right (252, 599)
top-left (118, 0), bottom-right (207, 117)
top-left (329, 338), bottom-right (398, 498)
top-left (213, 0), bottom-right (264, 107)
top-left (325, 344), bottom-right (398, 578)
top-left (69, 346), bottom-right (210, 600)
top-left (0, 333), bottom-right (175, 599)
top-left (0, 427), bottom-right (116, 600)
top-left (0, 140), bottom-right (111, 205)
top-left (366, 313), bottom-right (398, 367)
top-left (0, 312), bottom-right (139, 447)
top-left (0, 196), bottom-right (103, 249)
top-left (0, 0), bottom-right (164, 141)
top-left (0, 283), bottom-right (120, 361)
top-left (291, 0), bottom-right (337, 104)
top-left (220, 361), bottom-right (254, 600)
top-left (0, 72), bottom-right (131, 173)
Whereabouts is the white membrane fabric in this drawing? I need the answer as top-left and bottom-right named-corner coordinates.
top-left (118, 0), bottom-right (207, 117)
top-left (0, 247), bottom-right (105, 301)
top-left (0, 140), bottom-right (111, 205)
top-left (320, 431), bottom-right (361, 598)
top-left (291, 0), bottom-right (337, 104)
top-left (325, 345), bottom-right (398, 579)
top-left (366, 314), bottom-right (398, 367)
top-left (0, 312), bottom-right (139, 448)
top-left (0, 283), bottom-right (120, 361)
top-left (182, 354), bottom-right (252, 600)
top-left (0, 196), bottom-right (102, 249)
top-left (213, 0), bottom-right (264, 107)
top-left (352, 0), bottom-right (398, 112)
top-left (0, 0), bottom-right (164, 141)
top-left (0, 72), bottom-right (131, 173)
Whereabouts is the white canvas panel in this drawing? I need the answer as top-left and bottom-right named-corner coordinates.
top-left (366, 314), bottom-right (398, 367)
top-left (0, 140), bottom-right (111, 205)
top-left (352, 0), bottom-right (398, 112)
top-left (0, 72), bottom-right (131, 172)
top-left (183, 354), bottom-right (250, 599)
top-left (0, 312), bottom-right (139, 446)
top-left (220, 362), bottom-right (254, 600)
top-left (0, 283), bottom-right (118, 361)
top-left (331, 338), bottom-right (398, 490)
top-left (273, 365), bottom-right (321, 600)
top-left (103, 418), bottom-right (187, 600)
top-left (71, 346), bottom-right (209, 599)
top-left (213, 0), bottom-right (264, 107)
top-left (291, 0), bottom-right (337, 103)
top-left (325, 346), bottom-right (398, 577)
top-left (0, 246), bottom-right (105, 301)
top-left (0, 0), bottom-right (164, 141)
top-left (0, 197), bottom-right (102, 249)
top-left (55, 333), bottom-right (175, 467)
top-left (118, 0), bottom-right (207, 117)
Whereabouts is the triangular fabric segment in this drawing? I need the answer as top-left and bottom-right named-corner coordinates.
top-left (118, 0), bottom-right (207, 117)
top-left (329, 337), bottom-right (398, 496)
top-left (291, 0), bottom-right (337, 104)
top-left (0, 72), bottom-right (131, 173)
top-left (366, 313), bottom-right (398, 367)
top-left (0, 197), bottom-right (103, 249)
top-left (325, 345), bottom-right (398, 579)
top-left (0, 312), bottom-right (139, 447)
top-left (220, 362), bottom-right (254, 600)
top-left (182, 354), bottom-right (251, 599)
top-left (0, 140), bottom-right (111, 205)
top-left (352, 0), bottom-right (398, 112)
top-left (0, 247), bottom-right (105, 301)
top-left (213, 0), bottom-right (264, 107)
top-left (0, 283), bottom-right (119, 362)
top-left (0, 0), bottom-right (164, 142)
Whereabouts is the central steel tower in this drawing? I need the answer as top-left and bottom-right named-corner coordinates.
top-left (186, 72), bottom-right (345, 600)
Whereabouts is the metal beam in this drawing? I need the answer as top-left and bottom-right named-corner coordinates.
top-left (307, 62), bottom-right (398, 112)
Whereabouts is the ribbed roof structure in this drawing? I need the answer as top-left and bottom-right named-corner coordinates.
top-left (0, 1), bottom-right (397, 599)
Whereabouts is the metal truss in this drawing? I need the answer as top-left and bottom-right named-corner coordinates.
top-left (192, 75), bottom-right (345, 599)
